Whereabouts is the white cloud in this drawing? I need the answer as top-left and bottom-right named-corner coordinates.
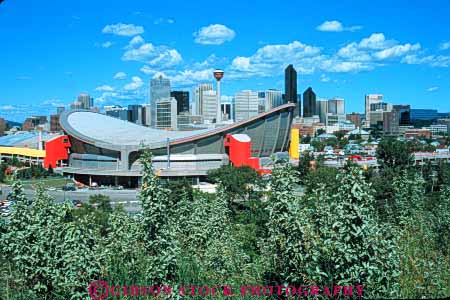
top-left (320, 60), bottom-right (374, 73)
top-left (42, 99), bottom-right (65, 107)
top-left (123, 76), bottom-right (143, 90)
top-left (320, 74), bottom-right (331, 82)
top-left (154, 17), bottom-right (175, 25)
top-left (95, 92), bottom-right (119, 104)
top-left (95, 85), bottom-right (115, 92)
top-left (227, 33), bottom-right (428, 80)
top-left (102, 23), bottom-right (144, 37)
top-left (170, 69), bottom-right (214, 85)
top-left (191, 54), bottom-right (224, 69)
top-left (101, 41), bottom-right (113, 48)
top-left (1, 105), bottom-right (16, 110)
top-left (336, 33), bottom-right (421, 64)
top-left (113, 72), bottom-right (127, 80)
top-left (229, 41), bottom-right (325, 77)
top-left (337, 43), bottom-right (372, 61)
top-left (358, 33), bottom-right (396, 49)
top-left (427, 86), bottom-right (439, 92)
top-left (316, 20), bottom-right (362, 32)
top-left (126, 35), bottom-right (145, 49)
top-left (373, 43), bottom-right (421, 60)
top-left (122, 37), bottom-right (182, 68)
top-left (231, 57), bottom-right (251, 71)
top-left (194, 24), bottom-right (236, 45)
top-left (402, 54), bottom-right (450, 67)
top-left (439, 41), bottom-right (450, 50)
top-left (140, 65), bottom-right (158, 75)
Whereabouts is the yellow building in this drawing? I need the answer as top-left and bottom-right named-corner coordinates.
top-left (289, 128), bottom-right (300, 159)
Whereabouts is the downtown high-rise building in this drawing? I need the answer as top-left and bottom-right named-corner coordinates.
top-left (257, 91), bottom-right (266, 113)
top-left (128, 105), bottom-right (143, 125)
top-left (202, 90), bottom-right (218, 123)
top-left (170, 91), bottom-right (189, 115)
top-left (78, 93), bottom-right (93, 110)
top-left (156, 97), bottom-right (177, 130)
top-left (365, 94), bottom-right (383, 127)
top-left (194, 83), bottom-right (213, 116)
top-left (346, 113), bottom-right (362, 128)
top-left (264, 89), bottom-right (283, 111)
top-left (50, 114), bottom-right (62, 132)
top-left (315, 99), bottom-right (328, 124)
top-left (105, 105), bottom-right (128, 121)
top-left (285, 64), bottom-right (299, 116)
top-left (150, 75), bottom-right (171, 127)
top-left (141, 104), bottom-right (151, 126)
top-left (220, 96), bottom-right (234, 121)
top-left (303, 87), bottom-right (316, 117)
top-left (393, 105), bottom-right (411, 125)
top-left (328, 98), bottom-right (345, 115)
top-left (56, 106), bottom-right (65, 115)
top-left (383, 111), bottom-right (400, 134)
top-left (235, 90), bottom-right (259, 122)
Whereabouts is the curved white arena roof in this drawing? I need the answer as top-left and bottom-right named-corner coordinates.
top-left (64, 110), bottom-right (209, 146)
top-left (60, 103), bottom-right (295, 150)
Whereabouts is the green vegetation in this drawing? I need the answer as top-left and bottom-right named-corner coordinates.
top-left (1, 142), bottom-right (450, 299)
top-left (0, 160), bottom-right (62, 185)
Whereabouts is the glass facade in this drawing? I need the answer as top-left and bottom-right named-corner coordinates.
top-left (171, 91), bottom-right (189, 114)
top-left (410, 109), bottom-right (439, 121)
top-left (150, 76), bottom-right (171, 127)
top-left (303, 87), bottom-right (316, 117)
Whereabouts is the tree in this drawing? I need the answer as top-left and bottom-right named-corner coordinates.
top-left (316, 128), bottom-right (325, 136)
top-left (72, 194), bottom-right (115, 236)
top-left (297, 151), bottom-right (314, 183)
top-left (304, 165), bottom-right (339, 194)
top-left (0, 162), bottom-right (6, 182)
top-left (377, 138), bottom-right (413, 170)
top-left (265, 162), bottom-right (303, 284)
top-left (300, 135), bottom-right (311, 143)
top-left (1, 183), bottom-right (102, 298)
top-left (266, 165), bottom-right (400, 297)
top-left (207, 165), bottom-right (262, 204)
top-left (389, 170), bottom-right (425, 225)
top-left (299, 167), bottom-right (400, 298)
top-left (138, 150), bottom-right (178, 283)
top-left (47, 164), bottom-right (54, 175)
top-left (166, 179), bottom-right (194, 203)
top-left (432, 186), bottom-right (450, 255)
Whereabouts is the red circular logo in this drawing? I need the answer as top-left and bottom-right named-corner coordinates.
top-left (88, 280), bottom-right (109, 300)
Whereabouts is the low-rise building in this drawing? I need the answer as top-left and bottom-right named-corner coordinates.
top-left (404, 129), bottom-right (431, 139)
top-left (424, 124), bottom-right (448, 136)
top-left (50, 114), bottom-right (62, 132)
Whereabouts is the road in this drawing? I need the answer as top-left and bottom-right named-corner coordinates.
top-left (1, 185), bottom-right (142, 213)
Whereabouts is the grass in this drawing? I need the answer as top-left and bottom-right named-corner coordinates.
top-left (3, 176), bottom-right (69, 189)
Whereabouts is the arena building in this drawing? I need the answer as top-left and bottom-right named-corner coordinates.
top-left (58, 103), bottom-right (295, 187)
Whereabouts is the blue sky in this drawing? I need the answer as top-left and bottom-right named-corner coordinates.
top-left (1, 0), bottom-right (450, 122)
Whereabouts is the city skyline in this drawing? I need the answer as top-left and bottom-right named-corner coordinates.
top-left (1, 0), bottom-right (450, 122)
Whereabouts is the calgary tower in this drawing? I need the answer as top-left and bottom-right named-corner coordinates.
top-left (213, 69), bottom-right (224, 124)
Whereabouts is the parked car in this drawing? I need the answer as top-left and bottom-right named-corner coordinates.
top-left (62, 183), bottom-right (76, 191)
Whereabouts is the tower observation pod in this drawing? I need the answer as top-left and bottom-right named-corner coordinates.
top-left (213, 69), bottom-right (224, 124)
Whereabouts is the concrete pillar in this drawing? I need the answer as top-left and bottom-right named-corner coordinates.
top-left (120, 150), bottom-right (129, 171)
